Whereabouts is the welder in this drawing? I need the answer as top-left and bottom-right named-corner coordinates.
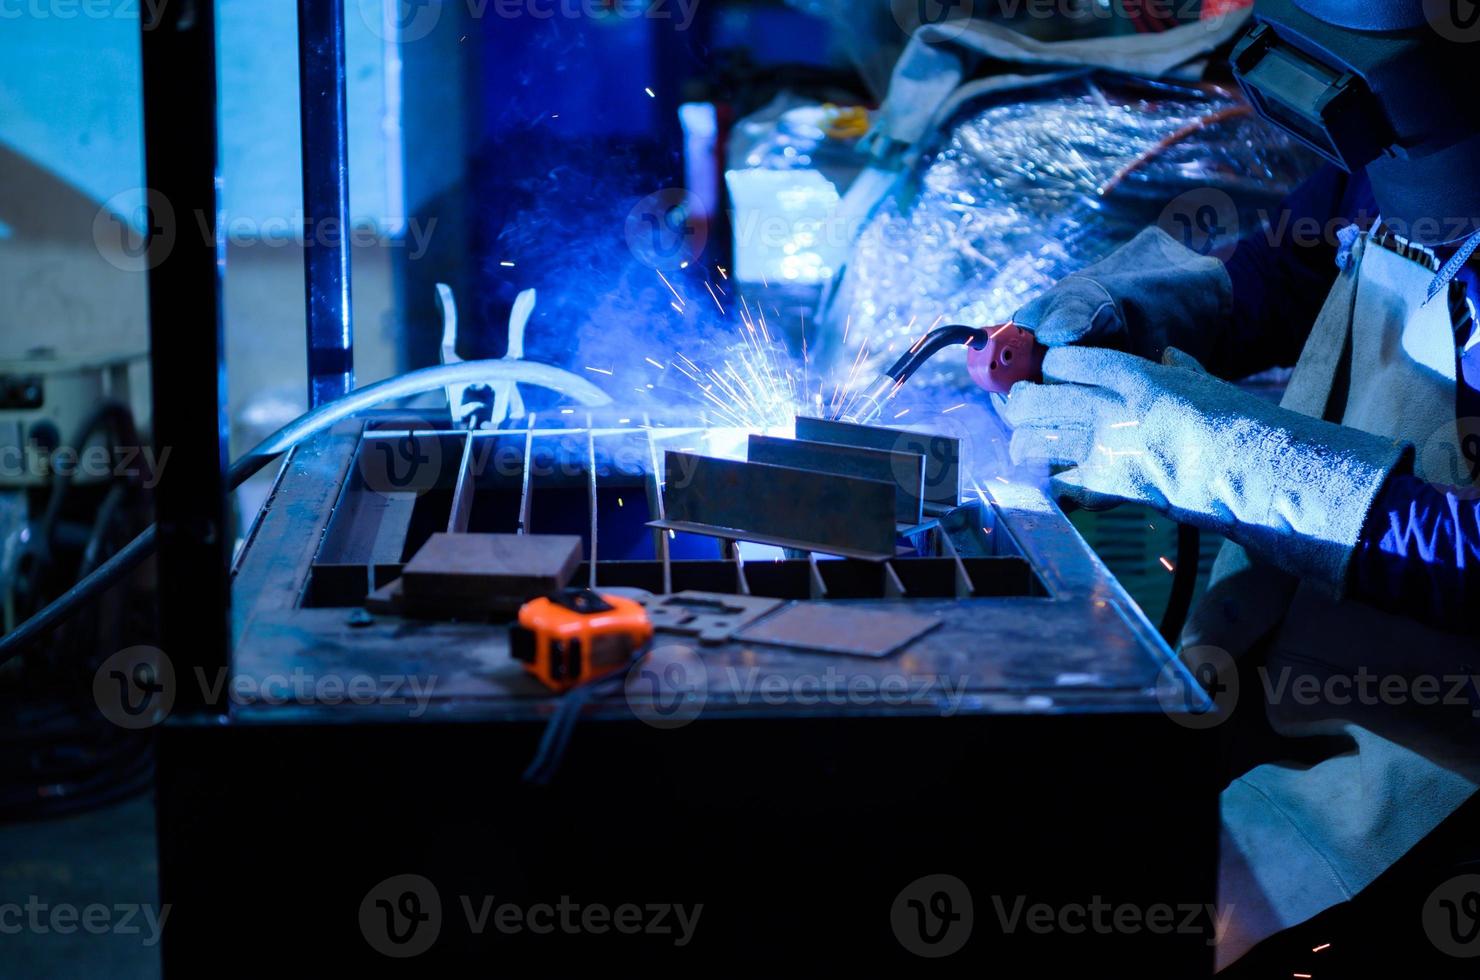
top-left (993, 0), bottom-right (1480, 964)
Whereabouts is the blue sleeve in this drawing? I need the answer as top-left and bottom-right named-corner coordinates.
top-left (1210, 165), bottom-right (1375, 380)
top-left (1350, 474), bottom-right (1480, 631)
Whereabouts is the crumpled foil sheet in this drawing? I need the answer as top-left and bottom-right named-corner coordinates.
top-left (821, 76), bottom-right (1320, 402)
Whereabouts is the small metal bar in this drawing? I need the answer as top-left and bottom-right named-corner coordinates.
top-left (445, 432), bottom-right (475, 533)
top-left (650, 520), bottom-right (900, 563)
top-left (517, 427), bottom-right (534, 533)
top-left (807, 554), bottom-right (827, 599)
top-left (733, 552), bottom-right (752, 596)
top-left (647, 430), bottom-right (672, 595)
top-left (794, 416), bottom-right (961, 507)
top-left (140, 0), bottom-right (230, 715)
top-left (656, 452), bottom-right (898, 560)
top-left (747, 434), bottom-right (925, 524)
top-left (586, 430), bottom-right (598, 588)
top-left (882, 562), bottom-right (907, 599)
top-left (938, 531), bottom-right (975, 599)
top-left (718, 539), bottom-right (752, 594)
top-left (297, 0), bottom-right (355, 406)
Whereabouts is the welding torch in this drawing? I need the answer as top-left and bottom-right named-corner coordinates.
top-left (854, 320), bottom-right (1198, 647)
top-left (847, 322), bottom-right (1048, 424)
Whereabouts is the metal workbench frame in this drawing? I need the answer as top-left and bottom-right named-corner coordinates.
top-left (140, 9), bottom-right (1221, 972)
top-left (140, 0), bottom-right (355, 714)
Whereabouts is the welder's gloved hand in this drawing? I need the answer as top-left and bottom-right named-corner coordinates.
top-left (1002, 346), bottom-right (1412, 593)
top-left (1012, 227), bottom-right (1233, 365)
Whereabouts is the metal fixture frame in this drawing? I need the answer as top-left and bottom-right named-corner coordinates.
top-left (141, 7), bottom-right (1220, 973)
top-left (139, 0), bottom-right (356, 714)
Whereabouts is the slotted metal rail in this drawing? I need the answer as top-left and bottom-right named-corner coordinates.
top-left (302, 413), bottom-right (1041, 609)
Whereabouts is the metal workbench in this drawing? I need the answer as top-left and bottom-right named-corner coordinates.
top-left (137, 3), bottom-right (1219, 973)
top-left (155, 411), bottom-right (1219, 974)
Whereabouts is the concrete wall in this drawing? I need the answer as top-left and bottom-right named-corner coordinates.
top-left (0, 0), bottom-right (419, 454)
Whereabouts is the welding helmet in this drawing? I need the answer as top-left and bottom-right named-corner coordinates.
top-left (1230, 0), bottom-right (1480, 245)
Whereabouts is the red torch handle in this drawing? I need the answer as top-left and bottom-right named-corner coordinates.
top-left (966, 322), bottom-right (1047, 394)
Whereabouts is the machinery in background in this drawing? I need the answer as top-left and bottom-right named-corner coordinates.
top-left (0, 347), bottom-right (156, 820)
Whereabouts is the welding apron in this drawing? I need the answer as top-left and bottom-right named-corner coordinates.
top-left (1181, 231), bottom-right (1480, 964)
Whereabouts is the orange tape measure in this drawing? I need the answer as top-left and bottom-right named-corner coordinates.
top-left (510, 588), bottom-right (653, 692)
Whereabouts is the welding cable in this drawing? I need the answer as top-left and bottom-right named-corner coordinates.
top-left (521, 646), bottom-right (650, 787)
top-left (0, 360), bottom-right (615, 663)
top-left (1096, 105), bottom-right (1254, 198)
top-left (1158, 523), bottom-right (1201, 645)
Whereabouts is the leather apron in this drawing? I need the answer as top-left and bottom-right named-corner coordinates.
top-left (1182, 230), bottom-right (1480, 966)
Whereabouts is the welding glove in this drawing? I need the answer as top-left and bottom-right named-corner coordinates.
top-left (1012, 227), bottom-right (1233, 366)
top-left (1001, 346), bottom-right (1411, 593)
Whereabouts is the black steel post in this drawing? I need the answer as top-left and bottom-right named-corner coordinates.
top-left (139, 0), bottom-right (231, 714)
top-left (297, 0), bottom-right (355, 407)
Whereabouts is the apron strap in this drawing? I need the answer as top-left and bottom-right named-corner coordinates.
top-left (1427, 227), bottom-right (1480, 306)
top-left (1449, 280), bottom-right (1480, 484)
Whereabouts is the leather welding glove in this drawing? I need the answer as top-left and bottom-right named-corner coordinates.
top-left (1012, 227), bottom-right (1233, 365)
top-left (1001, 346), bottom-right (1411, 593)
